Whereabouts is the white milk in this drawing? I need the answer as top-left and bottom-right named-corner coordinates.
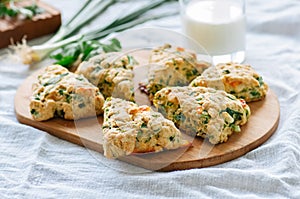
top-left (182, 0), bottom-right (246, 57)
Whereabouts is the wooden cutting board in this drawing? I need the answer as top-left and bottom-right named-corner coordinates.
top-left (14, 51), bottom-right (280, 171)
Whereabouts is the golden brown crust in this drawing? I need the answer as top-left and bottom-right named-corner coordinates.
top-left (143, 44), bottom-right (210, 101)
top-left (30, 65), bottom-right (105, 121)
top-left (190, 62), bottom-right (268, 102)
top-left (102, 97), bottom-right (190, 158)
top-left (76, 53), bottom-right (135, 101)
top-left (153, 86), bottom-right (251, 144)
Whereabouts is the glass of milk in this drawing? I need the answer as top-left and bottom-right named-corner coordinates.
top-left (179, 0), bottom-right (246, 64)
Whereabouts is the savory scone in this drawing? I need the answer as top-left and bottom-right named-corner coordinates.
top-left (102, 97), bottom-right (190, 159)
top-left (190, 62), bottom-right (268, 102)
top-left (140, 44), bottom-right (210, 101)
top-left (76, 52), bottom-right (135, 101)
top-left (153, 86), bottom-right (251, 144)
top-left (77, 52), bottom-right (134, 71)
top-left (30, 65), bottom-right (105, 121)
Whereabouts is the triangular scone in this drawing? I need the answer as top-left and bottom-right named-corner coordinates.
top-left (140, 44), bottom-right (209, 101)
top-left (30, 65), bottom-right (105, 121)
top-left (76, 52), bottom-right (135, 101)
top-left (102, 97), bottom-right (190, 159)
top-left (190, 62), bottom-right (268, 102)
top-left (153, 86), bottom-right (251, 144)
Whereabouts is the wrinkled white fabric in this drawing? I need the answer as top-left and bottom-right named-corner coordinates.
top-left (0, 0), bottom-right (299, 198)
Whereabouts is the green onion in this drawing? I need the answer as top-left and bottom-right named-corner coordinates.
top-left (141, 122), bottom-right (147, 128)
top-left (223, 69), bottom-right (231, 74)
top-left (250, 90), bottom-right (261, 98)
top-left (8, 0), bottom-right (177, 66)
top-left (30, 109), bottom-right (37, 115)
top-left (256, 76), bottom-right (264, 86)
top-left (230, 124), bottom-right (241, 132)
top-left (43, 73), bottom-right (69, 86)
top-left (45, 0), bottom-right (116, 45)
top-left (50, 38), bottom-right (121, 68)
top-left (220, 108), bottom-right (243, 121)
top-left (169, 135), bottom-right (175, 142)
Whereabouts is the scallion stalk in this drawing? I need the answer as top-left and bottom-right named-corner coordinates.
top-left (9, 0), bottom-right (176, 65)
top-left (84, 10), bottom-right (179, 41)
top-left (105, 0), bottom-right (168, 29)
top-left (45, 0), bottom-right (115, 45)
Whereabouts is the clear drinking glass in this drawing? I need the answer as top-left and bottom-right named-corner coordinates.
top-left (179, 0), bottom-right (246, 64)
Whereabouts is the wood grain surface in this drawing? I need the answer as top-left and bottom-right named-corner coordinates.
top-left (14, 51), bottom-right (280, 171)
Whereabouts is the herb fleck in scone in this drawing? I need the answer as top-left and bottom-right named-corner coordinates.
top-left (30, 65), bottom-right (105, 121)
top-left (153, 86), bottom-right (251, 144)
top-left (102, 97), bottom-right (190, 158)
top-left (190, 62), bottom-right (268, 102)
top-left (76, 52), bottom-right (135, 101)
top-left (141, 44), bottom-right (209, 101)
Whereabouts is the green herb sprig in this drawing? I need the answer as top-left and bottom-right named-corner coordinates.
top-left (9, 0), bottom-right (178, 67)
top-left (50, 38), bottom-right (121, 68)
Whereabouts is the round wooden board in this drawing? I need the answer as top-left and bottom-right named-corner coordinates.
top-left (14, 52), bottom-right (280, 171)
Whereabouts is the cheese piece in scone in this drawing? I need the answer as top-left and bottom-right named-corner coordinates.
top-left (140, 44), bottom-right (209, 101)
top-left (102, 97), bottom-right (190, 159)
top-left (153, 86), bottom-right (251, 144)
top-left (30, 65), bottom-right (105, 121)
top-left (76, 52), bottom-right (135, 101)
top-left (190, 62), bottom-right (268, 102)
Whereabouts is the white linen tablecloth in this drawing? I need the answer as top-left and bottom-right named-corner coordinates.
top-left (1, 0), bottom-right (300, 198)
